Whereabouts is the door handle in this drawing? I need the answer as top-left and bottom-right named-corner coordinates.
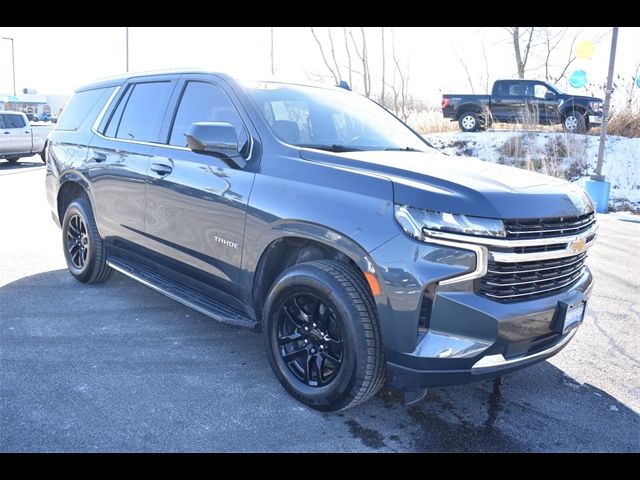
top-left (91, 153), bottom-right (107, 163)
top-left (494, 99), bottom-right (503, 104)
top-left (150, 163), bottom-right (173, 175)
top-left (3, 131), bottom-right (9, 134)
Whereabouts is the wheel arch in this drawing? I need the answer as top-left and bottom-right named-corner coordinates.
top-left (560, 104), bottom-right (587, 118)
top-left (56, 173), bottom-right (92, 225)
top-left (456, 104), bottom-right (483, 117)
top-left (249, 222), bottom-right (389, 326)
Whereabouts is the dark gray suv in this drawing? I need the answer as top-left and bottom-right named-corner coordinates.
top-left (45, 70), bottom-right (596, 411)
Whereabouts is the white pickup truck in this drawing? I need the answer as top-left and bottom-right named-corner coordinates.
top-left (1, 111), bottom-right (55, 163)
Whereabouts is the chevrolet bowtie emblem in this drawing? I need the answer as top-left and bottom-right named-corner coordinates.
top-left (570, 238), bottom-right (587, 253)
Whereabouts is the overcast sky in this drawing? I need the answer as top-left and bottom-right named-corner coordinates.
top-left (1, 27), bottom-right (638, 106)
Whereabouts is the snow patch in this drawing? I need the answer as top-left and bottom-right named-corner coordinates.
top-left (425, 131), bottom-right (640, 211)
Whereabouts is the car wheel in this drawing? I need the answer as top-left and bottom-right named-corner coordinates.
top-left (264, 260), bottom-right (386, 411)
top-left (61, 197), bottom-right (112, 283)
top-left (459, 111), bottom-right (480, 132)
top-left (563, 111), bottom-right (586, 134)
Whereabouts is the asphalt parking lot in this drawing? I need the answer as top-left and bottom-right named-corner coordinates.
top-left (1, 157), bottom-right (639, 452)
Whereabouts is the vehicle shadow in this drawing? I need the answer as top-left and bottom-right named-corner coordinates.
top-left (1, 269), bottom-right (638, 452)
top-left (0, 158), bottom-right (45, 173)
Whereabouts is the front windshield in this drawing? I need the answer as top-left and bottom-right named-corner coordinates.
top-left (548, 82), bottom-right (564, 95)
top-left (244, 82), bottom-right (430, 152)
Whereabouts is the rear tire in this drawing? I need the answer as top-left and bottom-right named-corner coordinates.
top-left (459, 111), bottom-right (480, 132)
top-left (263, 260), bottom-right (386, 411)
top-left (61, 197), bottom-right (112, 283)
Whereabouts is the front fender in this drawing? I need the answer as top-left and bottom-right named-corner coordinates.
top-left (242, 220), bottom-right (394, 336)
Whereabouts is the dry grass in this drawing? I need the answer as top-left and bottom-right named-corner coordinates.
top-left (607, 108), bottom-right (640, 138)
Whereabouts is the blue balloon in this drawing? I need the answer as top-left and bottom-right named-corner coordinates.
top-left (569, 70), bottom-right (588, 88)
top-left (636, 76), bottom-right (640, 88)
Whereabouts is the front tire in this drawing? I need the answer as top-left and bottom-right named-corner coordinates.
top-left (563, 110), bottom-right (586, 133)
top-left (459, 111), bottom-right (480, 132)
top-left (264, 260), bottom-right (386, 411)
top-left (61, 197), bottom-right (112, 283)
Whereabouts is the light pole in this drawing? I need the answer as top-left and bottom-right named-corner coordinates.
top-left (1, 36), bottom-right (17, 110)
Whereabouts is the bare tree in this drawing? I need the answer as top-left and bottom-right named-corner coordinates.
top-left (342, 27), bottom-right (352, 87)
top-left (537, 27), bottom-right (582, 83)
top-left (349, 27), bottom-right (371, 97)
top-left (327, 28), bottom-right (342, 82)
top-left (270, 27), bottom-right (275, 75)
top-left (381, 27), bottom-right (386, 105)
top-left (310, 27), bottom-right (339, 83)
top-left (388, 29), bottom-right (409, 121)
top-left (481, 34), bottom-right (490, 92)
top-left (453, 48), bottom-right (475, 94)
top-left (504, 27), bottom-right (536, 78)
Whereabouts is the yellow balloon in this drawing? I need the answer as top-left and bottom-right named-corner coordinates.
top-left (576, 40), bottom-right (594, 59)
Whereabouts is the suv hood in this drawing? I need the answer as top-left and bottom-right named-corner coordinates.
top-left (299, 149), bottom-right (593, 219)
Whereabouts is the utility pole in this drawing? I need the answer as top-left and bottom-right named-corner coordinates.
top-left (1, 36), bottom-right (16, 110)
top-left (125, 27), bottom-right (130, 72)
top-left (593, 27), bottom-right (619, 180)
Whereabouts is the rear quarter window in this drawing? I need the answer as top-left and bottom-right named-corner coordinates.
top-left (56, 87), bottom-right (115, 131)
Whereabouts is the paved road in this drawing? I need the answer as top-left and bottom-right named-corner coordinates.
top-left (1, 157), bottom-right (638, 452)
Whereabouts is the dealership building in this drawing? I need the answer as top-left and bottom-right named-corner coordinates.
top-left (0, 90), bottom-right (69, 117)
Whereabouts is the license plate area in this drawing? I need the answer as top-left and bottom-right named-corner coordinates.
top-left (555, 301), bottom-right (586, 334)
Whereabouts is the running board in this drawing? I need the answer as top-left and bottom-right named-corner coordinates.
top-left (107, 257), bottom-right (255, 328)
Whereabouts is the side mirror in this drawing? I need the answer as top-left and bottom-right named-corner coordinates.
top-left (185, 122), bottom-right (247, 169)
top-left (544, 91), bottom-right (557, 100)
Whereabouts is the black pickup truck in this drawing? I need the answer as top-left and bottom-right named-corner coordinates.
top-left (442, 79), bottom-right (603, 133)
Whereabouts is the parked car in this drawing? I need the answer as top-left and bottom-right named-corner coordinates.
top-left (45, 71), bottom-right (597, 411)
top-left (40, 113), bottom-right (59, 123)
top-left (442, 79), bottom-right (603, 133)
top-left (0, 111), bottom-right (54, 163)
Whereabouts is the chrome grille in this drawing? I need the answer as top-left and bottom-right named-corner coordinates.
top-left (504, 213), bottom-right (595, 239)
top-left (478, 252), bottom-right (587, 301)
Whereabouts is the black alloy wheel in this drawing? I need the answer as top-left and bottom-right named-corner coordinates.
top-left (276, 292), bottom-right (344, 387)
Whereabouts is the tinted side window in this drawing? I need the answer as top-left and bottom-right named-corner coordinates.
top-left (5, 114), bottom-right (26, 128)
top-left (114, 82), bottom-right (173, 143)
top-left (0, 115), bottom-right (5, 129)
top-left (104, 86), bottom-right (132, 138)
top-left (57, 87), bottom-right (112, 131)
top-left (169, 81), bottom-right (248, 150)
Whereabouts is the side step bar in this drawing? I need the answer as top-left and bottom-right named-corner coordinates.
top-left (107, 256), bottom-right (255, 328)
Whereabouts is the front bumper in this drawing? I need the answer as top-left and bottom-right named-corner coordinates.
top-left (385, 269), bottom-right (592, 389)
top-left (589, 114), bottom-right (603, 125)
top-left (369, 227), bottom-right (595, 391)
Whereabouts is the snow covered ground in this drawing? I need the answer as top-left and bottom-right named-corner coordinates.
top-left (424, 131), bottom-right (640, 212)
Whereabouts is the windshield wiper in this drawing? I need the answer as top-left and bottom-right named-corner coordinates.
top-left (384, 146), bottom-right (424, 152)
top-left (297, 144), bottom-right (363, 152)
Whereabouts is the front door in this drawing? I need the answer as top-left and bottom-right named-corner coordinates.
top-left (0, 113), bottom-right (32, 154)
top-left (144, 77), bottom-right (257, 297)
top-left (530, 82), bottom-right (561, 124)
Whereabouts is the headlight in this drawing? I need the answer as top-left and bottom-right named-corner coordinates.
top-left (589, 101), bottom-right (602, 112)
top-left (394, 205), bottom-right (506, 241)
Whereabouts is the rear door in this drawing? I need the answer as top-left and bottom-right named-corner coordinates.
top-left (490, 81), bottom-right (527, 123)
top-left (143, 75), bottom-right (257, 296)
top-left (0, 113), bottom-right (32, 154)
top-left (87, 76), bottom-right (177, 246)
